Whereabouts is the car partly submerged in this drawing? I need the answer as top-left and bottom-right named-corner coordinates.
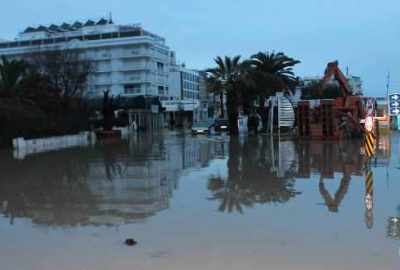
top-left (191, 121), bottom-right (214, 134)
top-left (213, 119), bottom-right (229, 133)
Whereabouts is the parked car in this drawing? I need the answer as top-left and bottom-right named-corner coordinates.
top-left (213, 119), bottom-right (229, 133)
top-left (191, 121), bottom-right (213, 134)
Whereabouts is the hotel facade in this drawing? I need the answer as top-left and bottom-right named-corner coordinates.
top-left (0, 18), bottom-right (201, 103)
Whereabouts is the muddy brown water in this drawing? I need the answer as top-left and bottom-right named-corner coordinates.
top-left (0, 131), bottom-right (399, 270)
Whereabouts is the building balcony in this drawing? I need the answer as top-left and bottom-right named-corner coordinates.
top-left (94, 64), bottom-right (153, 73)
top-left (116, 50), bottom-right (154, 59)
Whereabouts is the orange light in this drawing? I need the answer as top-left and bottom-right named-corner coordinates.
top-left (365, 115), bottom-right (374, 133)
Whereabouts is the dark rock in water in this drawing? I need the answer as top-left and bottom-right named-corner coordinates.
top-left (125, 238), bottom-right (137, 246)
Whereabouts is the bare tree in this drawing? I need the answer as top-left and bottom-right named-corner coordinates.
top-left (28, 48), bottom-right (93, 103)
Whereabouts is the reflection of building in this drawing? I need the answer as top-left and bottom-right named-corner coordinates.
top-left (374, 135), bottom-right (391, 167)
top-left (82, 134), bottom-right (222, 225)
top-left (86, 157), bottom-right (178, 225)
top-left (387, 217), bottom-right (400, 239)
top-left (0, 134), bottom-right (218, 227)
top-left (167, 135), bottom-right (224, 170)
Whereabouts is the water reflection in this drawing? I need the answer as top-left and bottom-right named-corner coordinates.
top-left (1, 133), bottom-right (398, 270)
top-left (0, 132), bottom-right (392, 226)
top-left (207, 136), bottom-right (300, 214)
top-left (0, 134), bottom-right (223, 227)
top-left (208, 135), bottom-right (391, 215)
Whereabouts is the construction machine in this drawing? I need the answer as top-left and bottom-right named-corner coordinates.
top-left (297, 60), bottom-right (366, 139)
top-left (319, 60), bottom-right (366, 123)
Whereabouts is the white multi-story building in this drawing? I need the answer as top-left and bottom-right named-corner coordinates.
top-left (0, 18), bottom-right (171, 98)
top-left (168, 64), bottom-right (200, 100)
top-left (161, 63), bottom-right (208, 122)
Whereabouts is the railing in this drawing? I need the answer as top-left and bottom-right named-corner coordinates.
top-left (13, 132), bottom-right (93, 159)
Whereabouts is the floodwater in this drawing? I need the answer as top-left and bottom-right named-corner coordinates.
top-left (0, 131), bottom-right (399, 270)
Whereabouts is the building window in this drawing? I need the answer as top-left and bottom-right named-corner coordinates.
top-left (157, 62), bottom-right (164, 73)
top-left (158, 86), bottom-right (164, 95)
top-left (101, 33), bottom-right (112, 39)
top-left (9, 42), bottom-right (18, 48)
top-left (31, 40), bottom-right (42, 46)
top-left (19, 41), bottom-right (30, 46)
top-left (67, 36), bottom-right (83, 41)
top-left (43, 39), bottom-right (53, 45)
top-left (55, 37), bottom-right (66, 43)
top-left (85, 34), bottom-right (101, 40)
top-left (124, 84), bottom-right (141, 94)
top-left (120, 31), bottom-right (140, 38)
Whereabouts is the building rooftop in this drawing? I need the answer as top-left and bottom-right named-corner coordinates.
top-left (21, 18), bottom-right (114, 34)
top-left (0, 17), bottom-right (166, 49)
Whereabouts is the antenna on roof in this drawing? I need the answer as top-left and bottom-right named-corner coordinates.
top-left (109, 12), bottom-right (113, 24)
top-left (386, 72), bottom-right (390, 98)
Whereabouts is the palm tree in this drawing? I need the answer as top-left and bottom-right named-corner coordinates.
top-left (207, 56), bottom-right (250, 135)
top-left (0, 56), bottom-right (28, 97)
top-left (249, 52), bottom-right (300, 132)
top-left (206, 75), bottom-right (224, 118)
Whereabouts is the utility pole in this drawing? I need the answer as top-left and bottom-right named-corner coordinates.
top-left (386, 72), bottom-right (390, 98)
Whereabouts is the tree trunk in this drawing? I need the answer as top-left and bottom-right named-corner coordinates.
top-left (227, 136), bottom-right (241, 183)
top-left (228, 112), bottom-right (239, 135)
top-left (219, 92), bottom-right (224, 119)
top-left (227, 91), bottom-right (239, 135)
top-left (258, 95), bottom-right (268, 133)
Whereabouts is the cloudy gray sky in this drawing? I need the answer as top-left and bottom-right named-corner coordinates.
top-left (0, 0), bottom-right (398, 95)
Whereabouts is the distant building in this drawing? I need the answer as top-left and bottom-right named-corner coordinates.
top-left (290, 74), bottom-right (364, 103)
top-left (0, 17), bottom-right (172, 98)
top-left (168, 63), bottom-right (200, 101)
top-left (302, 75), bottom-right (363, 95)
top-left (162, 63), bottom-right (208, 123)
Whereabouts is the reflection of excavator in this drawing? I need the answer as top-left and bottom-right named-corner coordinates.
top-left (296, 138), bottom-right (364, 212)
top-left (319, 60), bottom-right (366, 135)
top-left (319, 166), bottom-right (351, 212)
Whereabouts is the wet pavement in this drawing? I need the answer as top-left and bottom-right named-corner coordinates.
top-left (0, 131), bottom-right (399, 270)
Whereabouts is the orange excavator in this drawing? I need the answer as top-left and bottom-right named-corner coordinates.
top-left (318, 60), bottom-right (366, 135)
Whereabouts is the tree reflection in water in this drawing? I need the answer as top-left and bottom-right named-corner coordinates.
top-left (0, 150), bottom-right (93, 226)
top-left (208, 136), bottom-right (300, 214)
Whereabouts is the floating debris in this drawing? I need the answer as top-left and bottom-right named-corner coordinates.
top-left (125, 239), bottom-right (137, 246)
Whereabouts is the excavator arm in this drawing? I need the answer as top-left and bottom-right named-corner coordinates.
top-left (318, 60), bottom-right (352, 97)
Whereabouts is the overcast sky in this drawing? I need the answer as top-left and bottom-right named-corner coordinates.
top-left (0, 0), bottom-right (398, 96)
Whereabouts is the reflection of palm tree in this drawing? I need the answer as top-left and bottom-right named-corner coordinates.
top-left (0, 150), bottom-right (93, 226)
top-left (208, 177), bottom-right (253, 214)
top-left (208, 136), bottom-right (300, 214)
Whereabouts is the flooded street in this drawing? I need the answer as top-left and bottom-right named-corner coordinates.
top-left (1, 131), bottom-right (400, 270)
